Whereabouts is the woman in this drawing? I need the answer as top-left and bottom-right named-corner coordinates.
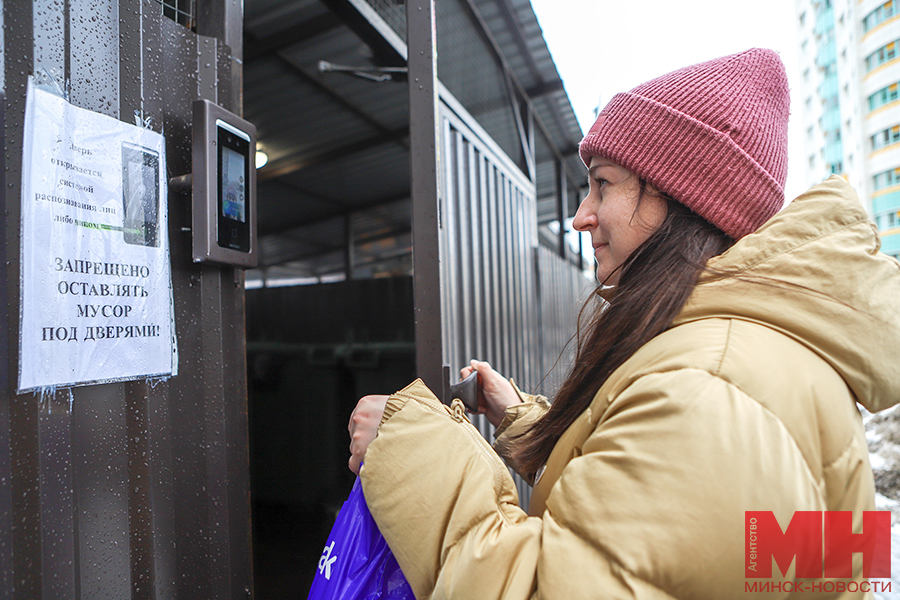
top-left (348, 49), bottom-right (900, 599)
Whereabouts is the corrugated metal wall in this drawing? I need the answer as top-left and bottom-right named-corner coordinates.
top-left (1, 2), bottom-right (252, 598)
top-left (534, 244), bottom-right (592, 400)
top-left (438, 102), bottom-right (590, 505)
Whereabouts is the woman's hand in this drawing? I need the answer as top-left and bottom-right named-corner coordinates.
top-left (460, 360), bottom-right (522, 428)
top-left (348, 394), bottom-right (389, 475)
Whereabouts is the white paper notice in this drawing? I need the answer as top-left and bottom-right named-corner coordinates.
top-left (19, 80), bottom-right (177, 392)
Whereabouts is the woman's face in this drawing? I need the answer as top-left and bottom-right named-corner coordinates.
top-left (573, 156), bottom-right (668, 285)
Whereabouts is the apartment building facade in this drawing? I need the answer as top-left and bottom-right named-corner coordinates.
top-left (796, 0), bottom-right (900, 258)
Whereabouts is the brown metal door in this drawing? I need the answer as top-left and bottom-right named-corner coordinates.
top-left (1, 2), bottom-right (253, 598)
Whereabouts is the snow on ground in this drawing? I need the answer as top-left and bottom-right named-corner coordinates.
top-left (877, 521), bottom-right (900, 599)
top-left (865, 404), bottom-right (900, 599)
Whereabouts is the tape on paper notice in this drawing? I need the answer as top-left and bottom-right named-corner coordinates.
top-left (18, 79), bottom-right (177, 392)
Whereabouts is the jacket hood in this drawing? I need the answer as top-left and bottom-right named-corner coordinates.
top-left (673, 176), bottom-right (900, 413)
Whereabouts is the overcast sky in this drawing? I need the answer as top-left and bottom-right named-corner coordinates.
top-left (529, 0), bottom-right (806, 203)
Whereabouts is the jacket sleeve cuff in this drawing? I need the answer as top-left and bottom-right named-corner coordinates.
top-left (378, 378), bottom-right (449, 429)
top-left (493, 399), bottom-right (550, 483)
top-left (495, 379), bottom-right (549, 440)
top-left (508, 378), bottom-right (548, 406)
top-left (494, 402), bottom-right (535, 439)
top-left (379, 396), bottom-right (410, 428)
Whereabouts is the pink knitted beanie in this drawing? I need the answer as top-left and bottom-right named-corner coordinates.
top-left (579, 48), bottom-right (790, 240)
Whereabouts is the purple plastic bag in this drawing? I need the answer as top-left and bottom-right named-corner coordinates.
top-left (307, 478), bottom-right (415, 600)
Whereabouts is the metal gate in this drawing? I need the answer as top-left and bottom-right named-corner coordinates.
top-left (402, 0), bottom-right (589, 507)
top-left (440, 102), bottom-right (540, 395)
top-left (438, 100), bottom-right (589, 505)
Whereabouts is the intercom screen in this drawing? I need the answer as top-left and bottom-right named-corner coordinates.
top-left (216, 120), bottom-right (251, 253)
top-left (221, 146), bottom-right (246, 223)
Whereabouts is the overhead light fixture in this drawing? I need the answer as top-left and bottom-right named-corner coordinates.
top-left (255, 150), bottom-right (268, 169)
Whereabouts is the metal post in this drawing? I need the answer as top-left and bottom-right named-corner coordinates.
top-left (576, 184), bottom-right (586, 270)
top-left (556, 159), bottom-right (567, 258)
top-left (0, 88), bottom-right (12, 596)
top-left (578, 216), bottom-right (585, 271)
top-left (407, 0), bottom-right (444, 393)
top-left (196, 0), bottom-right (244, 112)
top-left (3, 3), bottom-right (41, 596)
top-left (344, 213), bottom-right (354, 280)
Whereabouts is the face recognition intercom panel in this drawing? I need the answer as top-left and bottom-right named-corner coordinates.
top-left (192, 99), bottom-right (258, 268)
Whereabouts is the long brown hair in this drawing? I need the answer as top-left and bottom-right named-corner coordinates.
top-left (514, 191), bottom-right (733, 477)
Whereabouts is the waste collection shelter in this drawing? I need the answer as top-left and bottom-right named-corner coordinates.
top-left (0, 0), bottom-right (589, 597)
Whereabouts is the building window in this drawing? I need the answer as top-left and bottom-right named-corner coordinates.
top-left (873, 166), bottom-right (900, 190)
top-left (868, 82), bottom-right (900, 111)
top-left (871, 125), bottom-right (900, 150)
top-left (876, 210), bottom-right (900, 230)
top-left (863, 0), bottom-right (896, 33)
top-left (865, 39), bottom-right (899, 72)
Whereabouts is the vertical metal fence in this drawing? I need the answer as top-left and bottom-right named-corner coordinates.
top-left (438, 101), bottom-right (590, 506)
top-left (534, 245), bottom-right (593, 398)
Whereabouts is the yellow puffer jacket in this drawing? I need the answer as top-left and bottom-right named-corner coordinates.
top-left (361, 176), bottom-right (900, 600)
